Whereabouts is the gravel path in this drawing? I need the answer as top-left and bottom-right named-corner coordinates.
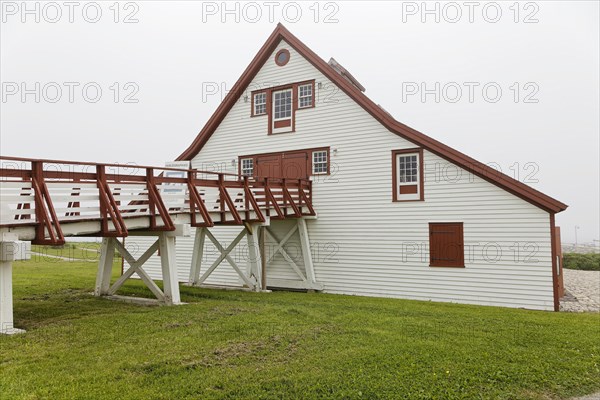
top-left (562, 270), bottom-right (600, 398)
top-left (560, 269), bottom-right (600, 312)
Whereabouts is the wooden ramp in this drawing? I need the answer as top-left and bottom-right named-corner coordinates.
top-left (0, 156), bottom-right (317, 334)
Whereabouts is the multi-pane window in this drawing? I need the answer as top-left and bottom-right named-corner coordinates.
top-left (253, 92), bottom-right (266, 116)
top-left (312, 150), bottom-right (328, 174)
top-left (273, 89), bottom-right (292, 120)
top-left (398, 155), bottom-right (418, 183)
top-left (251, 81), bottom-right (316, 134)
top-left (298, 83), bottom-right (313, 108)
top-left (393, 149), bottom-right (423, 201)
top-left (241, 158), bottom-right (254, 176)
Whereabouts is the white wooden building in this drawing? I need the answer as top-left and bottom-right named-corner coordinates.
top-left (128, 24), bottom-right (567, 311)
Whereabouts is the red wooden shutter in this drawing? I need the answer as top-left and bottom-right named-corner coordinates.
top-left (429, 223), bottom-right (464, 268)
top-left (256, 154), bottom-right (282, 179)
top-left (282, 151), bottom-right (309, 180)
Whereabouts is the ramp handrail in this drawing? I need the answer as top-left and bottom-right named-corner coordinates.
top-left (0, 156), bottom-right (315, 245)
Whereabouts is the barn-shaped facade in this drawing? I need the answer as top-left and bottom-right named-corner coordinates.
top-left (130, 24), bottom-right (567, 311)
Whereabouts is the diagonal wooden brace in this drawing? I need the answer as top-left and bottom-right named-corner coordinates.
top-left (94, 234), bottom-right (183, 305)
top-left (187, 176), bottom-right (214, 228)
top-left (108, 239), bottom-right (164, 300)
top-left (264, 180), bottom-right (284, 219)
top-left (146, 168), bottom-right (176, 231)
top-left (196, 229), bottom-right (256, 288)
top-left (243, 177), bottom-right (265, 223)
top-left (218, 175), bottom-right (243, 225)
top-left (265, 226), bottom-right (306, 282)
top-left (31, 161), bottom-right (65, 245)
top-left (97, 165), bottom-right (127, 237)
top-left (282, 179), bottom-right (302, 217)
top-left (298, 183), bottom-right (316, 216)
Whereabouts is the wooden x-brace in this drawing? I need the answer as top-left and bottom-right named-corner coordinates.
top-left (264, 225), bottom-right (307, 282)
top-left (108, 239), bottom-right (165, 301)
top-left (95, 234), bottom-right (182, 305)
top-left (190, 228), bottom-right (257, 289)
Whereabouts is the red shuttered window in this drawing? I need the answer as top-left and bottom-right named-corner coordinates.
top-left (429, 223), bottom-right (465, 268)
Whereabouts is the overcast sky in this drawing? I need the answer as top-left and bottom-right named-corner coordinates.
top-left (1, 1), bottom-right (598, 243)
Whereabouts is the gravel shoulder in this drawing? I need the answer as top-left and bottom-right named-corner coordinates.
top-left (560, 269), bottom-right (600, 312)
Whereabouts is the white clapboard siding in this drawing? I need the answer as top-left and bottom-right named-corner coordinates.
top-left (128, 40), bottom-right (554, 310)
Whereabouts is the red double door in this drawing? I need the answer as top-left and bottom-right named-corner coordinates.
top-left (255, 151), bottom-right (309, 180)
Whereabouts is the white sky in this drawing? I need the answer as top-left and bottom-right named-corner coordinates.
top-left (1, 1), bottom-right (598, 243)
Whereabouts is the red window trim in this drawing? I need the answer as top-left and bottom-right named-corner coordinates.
top-left (249, 80), bottom-right (316, 135)
top-left (392, 148), bottom-right (424, 202)
top-left (310, 148), bottom-right (329, 175)
top-left (429, 222), bottom-right (465, 268)
top-left (240, 157), bottom-right (254, 176)
top-left (270, 85), bottom-right (295, 135)
top-left (250, 91), bottom-right (267, 117)
top-left (238, 146), bottom-right (330, 177)
top-left (275, 49), bottom-right (290, 66)
top-left (297, 80), bottom-right (316, 109)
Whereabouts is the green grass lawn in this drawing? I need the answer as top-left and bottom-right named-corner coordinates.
top-left (1, 253), bottom-right (599, 400)
top-left (31, 242), bottom-right (108, 261)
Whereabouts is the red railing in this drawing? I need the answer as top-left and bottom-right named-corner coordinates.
top-left (0, 156), bottom-right (315, 245)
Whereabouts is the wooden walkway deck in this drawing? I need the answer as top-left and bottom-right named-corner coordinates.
top-left (0, 156), bottom-right (315, 244)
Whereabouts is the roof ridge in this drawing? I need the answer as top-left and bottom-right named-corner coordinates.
top-left (177, 23), bottom-right (566, 214)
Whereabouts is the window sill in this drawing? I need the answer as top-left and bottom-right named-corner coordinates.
top-left (429, 264), bottom-right (465, 268)
top-left (392, 198), bottom-right (424, 202)
top-left (268, 130), bottom-right (296, 135)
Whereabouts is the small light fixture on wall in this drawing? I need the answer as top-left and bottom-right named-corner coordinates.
top-left (318, 82), bottom-right (323, 89)
top-left (231, 159), bottom-right (237, 166)
top-left (243, 95), bottom-right (249, 103)
top-left (332, 148), bottom-right (338, 156)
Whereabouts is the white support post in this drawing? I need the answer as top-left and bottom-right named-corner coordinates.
top-left (0, 259), bottom-right (19, 335)
top-left (246, 224), bottom-right (262, 291)
top-left (1, 234), bottom-right (25, 335)
top-left (159, 232), bottom-right (181, 305)
top-left (95, 237), bottom-right (116, 296)
top-left (297, 219), bottom-right (317, 285)
top-left (96, 227), bottom-right (188, 306)
top-left (188, 227), bottom-right (206, 286)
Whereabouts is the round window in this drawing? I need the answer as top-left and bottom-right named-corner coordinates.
top-left (275, 49), bottom-right (290, 66)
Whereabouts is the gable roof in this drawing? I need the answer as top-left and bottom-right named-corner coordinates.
top-left (177, 24), bottom-right (567, 214)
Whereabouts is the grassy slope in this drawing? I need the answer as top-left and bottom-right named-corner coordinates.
top-left (1, 257), bottom-right (599, 400)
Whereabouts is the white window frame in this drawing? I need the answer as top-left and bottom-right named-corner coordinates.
top-left (396, 153), bottom-right (420, 201)
top-left (298, 83), bottom-right (313, 109)
top-left (253, 92), bottom-right (266, 116)
top-left (241, 158), bottom-right (254, 176)
top-left (312, 150), bottom-right (328, 175)
top-left (272, 88), bottom-right (293, 133)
